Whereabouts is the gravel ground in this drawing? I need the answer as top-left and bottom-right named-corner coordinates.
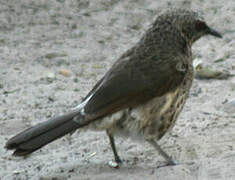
top-left (0, 0), bottom-right (235, 179)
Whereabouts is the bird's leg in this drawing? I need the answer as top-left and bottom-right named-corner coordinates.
top-left (147, 140), bottom-right (176, 166)
top-left (106, 131), bottom-right (122, 164)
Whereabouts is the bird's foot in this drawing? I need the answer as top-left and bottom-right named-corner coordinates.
top-left (156, 159), bottom-right (178, 168)
top-left (157, 160), bottom-right (195, 168)
top-left (108, 159), bottom-right (122, 168)
top-left (166, 159), bottom-right (178, 166)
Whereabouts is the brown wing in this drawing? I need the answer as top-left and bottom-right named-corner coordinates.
top-left (83, 45), bottom-right (188, 120)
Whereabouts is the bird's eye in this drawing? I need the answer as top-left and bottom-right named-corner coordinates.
top-left (195, 20), bottom-right (207, 31)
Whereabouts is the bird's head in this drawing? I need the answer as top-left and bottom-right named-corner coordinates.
top-left (163, 9), bottom-right (222, 44)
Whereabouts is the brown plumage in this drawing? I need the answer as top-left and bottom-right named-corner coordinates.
top-left (5, 9), bottom-right (222, 166)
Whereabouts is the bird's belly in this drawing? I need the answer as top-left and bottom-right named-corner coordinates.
top-left (120, 88), bottom-right (188, 140)
top-left (88, 87), bottom-right (188, 142)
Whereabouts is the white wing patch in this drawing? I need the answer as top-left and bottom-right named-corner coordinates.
top-left (73, 93), bottom-right (93, 115)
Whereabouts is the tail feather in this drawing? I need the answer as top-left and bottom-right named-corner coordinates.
top-left (5, 110), bottom-right (84, 156)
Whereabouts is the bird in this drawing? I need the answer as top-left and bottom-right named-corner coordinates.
top-left (5, 9), bottom-right (222, 167)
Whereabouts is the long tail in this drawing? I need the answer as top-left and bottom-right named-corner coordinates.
top-left (5, 110), bottom-right (85, 156)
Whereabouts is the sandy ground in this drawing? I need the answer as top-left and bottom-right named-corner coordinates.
top-left (0, 0), bottom-right (235, 179)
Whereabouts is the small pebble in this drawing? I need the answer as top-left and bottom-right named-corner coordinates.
top-left (13, 170), bottom-right (21, 174)
top-left (59, 69), bottom-right (72, 77)
top-left (47, 72), bottom-right (56, 82)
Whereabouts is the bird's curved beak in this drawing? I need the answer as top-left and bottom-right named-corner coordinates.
top-left (207, 27), bottom-right (222, 38)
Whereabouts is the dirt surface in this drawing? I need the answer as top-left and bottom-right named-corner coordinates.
top-left (0, 0), bottom-right (235, 179)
